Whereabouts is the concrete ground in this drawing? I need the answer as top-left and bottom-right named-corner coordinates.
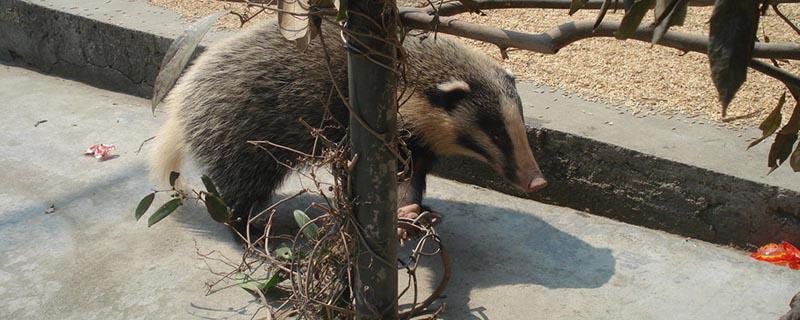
top-left (1, 64), bottom-right (798, 319)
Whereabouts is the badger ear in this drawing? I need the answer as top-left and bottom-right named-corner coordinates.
top-left (427, 80), bottom-right (470, 111)
top-left (504, 68), bottom-right (516, 79)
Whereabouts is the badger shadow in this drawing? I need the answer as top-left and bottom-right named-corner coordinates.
top-left (409, 198), bottom-right (615, 319)
top-left (174, 193), bottom-right (616, 319)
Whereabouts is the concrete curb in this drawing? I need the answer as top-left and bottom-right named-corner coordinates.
top-left (2, 0), bottom-right (798, 248)
top-left (434, 130), bottom-right (800, 248)
top-left (0, 0), bottom-right (179, 97)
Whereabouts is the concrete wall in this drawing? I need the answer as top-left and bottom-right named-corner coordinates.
top-left (0, 0), bottom-right (172, 97)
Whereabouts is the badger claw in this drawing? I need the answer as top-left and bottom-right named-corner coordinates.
top-left (396, 204), bottom-right (442, 244)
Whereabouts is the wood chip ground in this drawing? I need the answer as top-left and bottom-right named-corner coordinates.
top-left (149, 0), bottom-right (800, 130)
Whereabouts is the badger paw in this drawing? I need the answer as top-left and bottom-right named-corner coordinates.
top-left (396, 204), bottom-right (442, 244)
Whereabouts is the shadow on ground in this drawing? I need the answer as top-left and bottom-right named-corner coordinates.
top-left (415, 198), bottom-right (616, 319)
top-left (171, 191), bottom-right (615, 320)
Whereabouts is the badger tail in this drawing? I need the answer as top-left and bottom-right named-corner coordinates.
top-left (149, 110), bottom-right (187, 188)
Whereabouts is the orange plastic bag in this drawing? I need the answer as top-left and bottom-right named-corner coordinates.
top-left (751, 241), bottom-right (800, 270)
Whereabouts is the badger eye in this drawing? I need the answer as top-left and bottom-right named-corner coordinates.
top-left (427, 80), bottom-right (470, 112)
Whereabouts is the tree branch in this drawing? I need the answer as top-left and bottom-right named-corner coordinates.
top-left (399, 8), bottom-right (800, 60)
top-left (432, 0), bottom-right (800, 16)
top-left (772, 3), bottom-right (800, 36)
top-left (749, 59), bottom-right (800, 92)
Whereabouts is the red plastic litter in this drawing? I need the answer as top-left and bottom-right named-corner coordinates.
top-left (751, 241), bottom-right (800, 270)
top-left (84, 144), bottom-right (116, 161)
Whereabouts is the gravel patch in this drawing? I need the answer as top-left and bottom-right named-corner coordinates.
top-left (148, 0), bottom-right (800, 129)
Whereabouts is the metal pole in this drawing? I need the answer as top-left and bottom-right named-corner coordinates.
top-left (346, 0), bottom-right (399, 318)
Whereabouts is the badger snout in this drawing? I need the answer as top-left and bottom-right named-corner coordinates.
top-left (510, 170), bottom-right (547, 193)
top-left (527, 176), bottom-right (548, 192)
top-left (511, 151), bottom-right (547, 193)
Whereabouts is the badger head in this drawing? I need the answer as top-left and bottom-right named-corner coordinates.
top-left (401, 36), bottom-right (548, 193)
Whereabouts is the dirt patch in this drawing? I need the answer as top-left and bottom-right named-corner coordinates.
top-left (148, 0), bottom-right (800, 130)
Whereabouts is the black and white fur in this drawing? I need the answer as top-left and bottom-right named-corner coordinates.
top-left (150, 20), bottom-right (547, 234)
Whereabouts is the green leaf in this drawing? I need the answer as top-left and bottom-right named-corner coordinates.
top-left (204, 193), bottom-right (232, 223)
top-left (790, 143), bottom-right (800, 172)
top-left (274, 245), bottom-right (293, 260)
top-left (260, 273), bottom-right (285, 292)
top-left (201, 174), bottom-right (219, 195)
top-left (768, 133), bottom-right (798, 174)
top-left (593, 0), bottom-right (613, 30)
top-left (135, 193), bottom-right (155, 221)
top-left (654, 0), bottom-right (687, 26)
top-left (672, 2), bottom-right (687, 26)
top-left (169, 171), bottom-right (180, 188)
top-left (708, 0), bottom-right (759, 117)
top-left (293, 210), bottom-right (320, 239)
top-left (569, 0), bottom-right (590, 15)
top-left (236, 273), bottom-right (284, 295)
top-left (152, 11), bottom-right (226, 113)
top-left (615, 0), bottom-right (656, 40)
top-left (654, 0), bottom-right (669, 18)
top-left (748, 92), bottom-right (785, 149)
top-left (235, 273), bottom-right (261, 294)
top-left (652, 0), bottom-right (688, 44)
top-left (147, 198), bottom-right (182, 227)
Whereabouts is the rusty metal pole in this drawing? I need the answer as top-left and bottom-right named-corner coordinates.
top-left (346, 0), bottom-right (399, 319)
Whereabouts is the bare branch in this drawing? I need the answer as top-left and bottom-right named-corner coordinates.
top-left (432, 0), bottom-right (800, 16)
top-left (750, 60), bottom-right (800, 97)
top-left (772, 3), bottom-right (800, 37)
top-left (399, 8), bottom-right (800, 60)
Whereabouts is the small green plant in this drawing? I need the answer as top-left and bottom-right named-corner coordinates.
top-left (232, 210), bottom-right (321, 299)
top-left (134, 172), bottom-right (233, 227)
top-left (133, 171), bottom-right (330, 302)
top-left (235, 272), bottom-right (286, 296)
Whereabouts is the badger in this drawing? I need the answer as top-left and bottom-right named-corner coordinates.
top-left (150, 19), bottom-right (548, 237)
